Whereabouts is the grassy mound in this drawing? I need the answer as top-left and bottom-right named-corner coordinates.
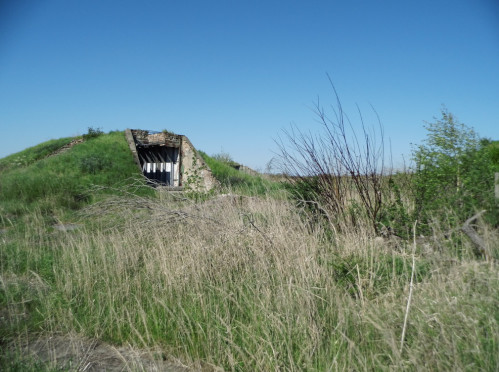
top-left (199, 151), bottom-right (282, 196)
top-left (0, 131), bottom-right (151, 225)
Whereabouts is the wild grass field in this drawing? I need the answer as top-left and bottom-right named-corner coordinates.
top-left (0, 123), bottom-right (498, 371)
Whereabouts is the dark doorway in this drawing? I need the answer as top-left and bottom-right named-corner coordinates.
top-left (137, 146), bottom-right (180, 186)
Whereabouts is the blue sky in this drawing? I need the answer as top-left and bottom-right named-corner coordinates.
top-left (1, 0), bottom-right (498, 171)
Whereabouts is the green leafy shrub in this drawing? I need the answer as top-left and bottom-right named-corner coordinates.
top-left (412, 108), bottom-right (499, 229)
top-left (82, 126), bottom-right (104, 140)
top-left (486, 140), bottom-right (499, 164)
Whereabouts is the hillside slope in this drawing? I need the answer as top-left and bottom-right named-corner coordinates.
top-left (0, 131), bottom-right (149, 224)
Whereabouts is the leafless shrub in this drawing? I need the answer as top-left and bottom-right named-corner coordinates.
top-left (276, 78), bottom-right (390, 234)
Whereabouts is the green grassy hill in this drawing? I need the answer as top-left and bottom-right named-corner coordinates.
top-left (0, 131), bottom-right (152, 225)
top-left (0, 130), bottom-right (279, 227)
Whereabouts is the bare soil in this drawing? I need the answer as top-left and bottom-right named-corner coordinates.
top-left (7, 335), bottom-right (222, 372)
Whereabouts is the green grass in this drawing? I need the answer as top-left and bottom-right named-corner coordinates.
top-left (0, 352), bottom-right (61, 372)
top-left (2, 196), bottom-right (497, 370)
top-left (0, 137), bottom-right (74, 173)
top-left (199, 151), bottom-right (283, 196)
top-left (0, 131), bottom-right (152, 226)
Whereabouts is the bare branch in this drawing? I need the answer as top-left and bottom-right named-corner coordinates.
top-left (461, 210), bottom-right (489, 258)
top-left (274, 79), bottom-right (390, 233)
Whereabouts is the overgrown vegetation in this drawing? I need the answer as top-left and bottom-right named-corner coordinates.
top-left (200, 150), bottom-right (282, 196)
top-left (1, 190), bottom-right (497, 370)
top-left (278, 101), bottom-right (499, 244)
top-left (0, 114), bottom-right (498, 370)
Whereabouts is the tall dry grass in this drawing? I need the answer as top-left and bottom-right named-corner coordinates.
top-left (2, 190), bottom-right (498, 370)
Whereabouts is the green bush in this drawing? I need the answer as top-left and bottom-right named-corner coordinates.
top-left (411, 109), bottom-right (499, 230)
top-left (82, 126), bottom-right (104, 140)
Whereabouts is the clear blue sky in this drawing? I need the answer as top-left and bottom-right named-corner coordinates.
top-left (1, 0), bottom-right (498, 170)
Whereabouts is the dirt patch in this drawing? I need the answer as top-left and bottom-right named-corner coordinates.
top-left (53, 223), bottom-right (82, 232)
top-left (8, 335), bottom-right (221, 371)
top-left (47, 138), bottom-right (85, 158)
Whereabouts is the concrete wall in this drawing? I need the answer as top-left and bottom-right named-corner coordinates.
top-left (180, 136), bottom-right (218, 192)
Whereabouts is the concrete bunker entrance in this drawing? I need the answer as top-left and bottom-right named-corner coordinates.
top-left (137, 145), bottom-right (180, 186)
top-left (125, 128), bottom-right (218, 191)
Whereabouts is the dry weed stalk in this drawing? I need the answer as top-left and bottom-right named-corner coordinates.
top-left (400, 220), bottom-right (417, 353)
top-left (276, 77), bottom-right (390, 234)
